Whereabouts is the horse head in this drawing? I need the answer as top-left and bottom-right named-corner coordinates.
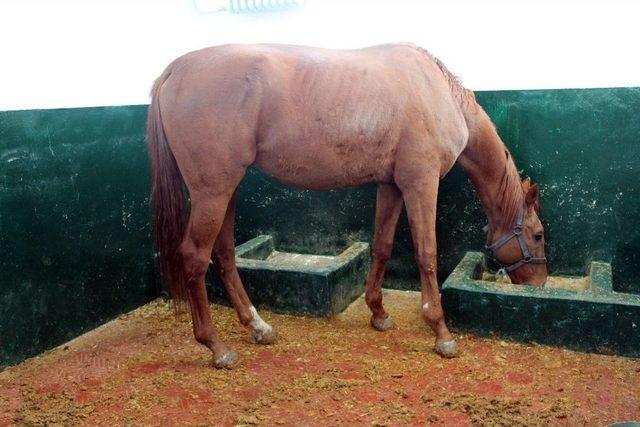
top-left (485, 178), bottom-right (548, 286)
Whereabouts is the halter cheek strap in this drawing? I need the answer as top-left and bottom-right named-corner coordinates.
top-left (484, 205), bottom-right (547, 273)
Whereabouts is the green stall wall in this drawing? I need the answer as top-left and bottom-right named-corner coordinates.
top-left (0, 107), bottom-right (157, 367)
top-left (1, 87), bottom-right (639, 367)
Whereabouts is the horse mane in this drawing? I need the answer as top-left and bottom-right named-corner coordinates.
top-left (411, 44), bottom-right (523, 229)
top-left (412, 45), bottom-right (477, 109)
top-left (496, 150), bottom-right (525, 229)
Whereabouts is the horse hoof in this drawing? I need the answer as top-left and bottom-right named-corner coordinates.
top-left (253, 327), bottom-right (278, 345)
top-left (371, 315), bottom-right (394, 331)
top-left (434, 339), bottom-right (458, 358)
top-left (213, 349), bottom-right (239, 369)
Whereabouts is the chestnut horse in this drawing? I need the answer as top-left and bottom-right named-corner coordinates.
top-left (147, 43), bottom-right (547, 368)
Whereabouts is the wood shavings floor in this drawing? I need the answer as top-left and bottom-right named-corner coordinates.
top-left (1, 290), bottom-right (639, 426)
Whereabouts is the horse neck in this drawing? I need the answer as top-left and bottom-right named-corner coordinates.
top-left (457, 105), bottom-right (524, 234)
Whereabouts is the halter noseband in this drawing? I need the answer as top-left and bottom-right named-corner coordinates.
top-left (484, 204), bottom-right (547, 274)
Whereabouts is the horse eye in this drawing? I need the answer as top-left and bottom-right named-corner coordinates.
top-left (535, 233), bottom-right (544, 241)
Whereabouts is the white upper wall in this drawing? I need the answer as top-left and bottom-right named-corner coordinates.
top-left (1, 0), bottom-right (639, 111)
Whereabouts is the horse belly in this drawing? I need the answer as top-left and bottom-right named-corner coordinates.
top-left (254, 136), bottom-right (395, 190)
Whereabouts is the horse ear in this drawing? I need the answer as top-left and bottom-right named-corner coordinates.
top-left (522, 177), bottom-right (531, 192)
top-left (525, 183), bottom-right (539, 206)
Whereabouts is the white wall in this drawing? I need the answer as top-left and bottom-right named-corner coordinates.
top-left (1, 0), bottom-right (639, 111)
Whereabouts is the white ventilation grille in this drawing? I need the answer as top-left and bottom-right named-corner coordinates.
top-left (193, 0), bottom-right (306, 14)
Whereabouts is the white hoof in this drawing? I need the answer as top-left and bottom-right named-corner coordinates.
top-left (371, 315), bottom-right (394, 331)
top-left (434, 339), bottom-right (458, 358)
top-left (213, 349), bottom-right (238, 369)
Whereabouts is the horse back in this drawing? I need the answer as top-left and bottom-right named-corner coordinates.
top-left (160, 44), bottom-right (469, 190)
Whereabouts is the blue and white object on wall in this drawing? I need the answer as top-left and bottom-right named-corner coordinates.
top-left (193, 0), bottom-right (306, 14)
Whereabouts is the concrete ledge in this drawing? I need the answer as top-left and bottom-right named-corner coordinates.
top-left (209, 235), bottom-right (370, 317)
top-left (442, 252), bottom-right (640, 357)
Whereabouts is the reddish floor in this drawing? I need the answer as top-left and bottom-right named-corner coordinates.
top-left (1, 290), bottom-right (639, 426)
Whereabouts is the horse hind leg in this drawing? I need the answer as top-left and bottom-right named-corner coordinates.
top-left (366, 183), bottom-right (403, 331)
top-left (180, 192), bottom-right (241, 368)
top-left (211, 191), bottom-right (277, 344)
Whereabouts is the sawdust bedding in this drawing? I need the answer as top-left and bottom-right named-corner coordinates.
top-left (1, 291), bottom-right (639, 426)
top-left (481, 272), bottom-right (589, 291)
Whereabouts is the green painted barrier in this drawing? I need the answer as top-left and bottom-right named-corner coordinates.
top-left (208, 235), bottom-right (370, 317)
top-left (0, 106), bottom-right (156, 367)
top-left (442, 252), bottom-right (640, 357)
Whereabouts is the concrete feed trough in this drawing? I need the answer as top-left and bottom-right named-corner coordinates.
top-left (442, 251), bottom-right (640, 357)
top-left (209, 235), bottom-right (370, 316)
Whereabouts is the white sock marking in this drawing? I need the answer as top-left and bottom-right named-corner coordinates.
top-left (422, 303), bottom-right (430, 312)
top-left (249, 306), bottom-right (273, 341)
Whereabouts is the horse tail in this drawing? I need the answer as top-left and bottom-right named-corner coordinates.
top-left (147, 69), bottom-right (188, 301)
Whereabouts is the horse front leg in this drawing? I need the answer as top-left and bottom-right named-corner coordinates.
top-left (211, 191), bottom-right (277, 344)
top-left (401, 174), bottom-right (458, 358)
top-left (366, 183), bottom-right (404, 331)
